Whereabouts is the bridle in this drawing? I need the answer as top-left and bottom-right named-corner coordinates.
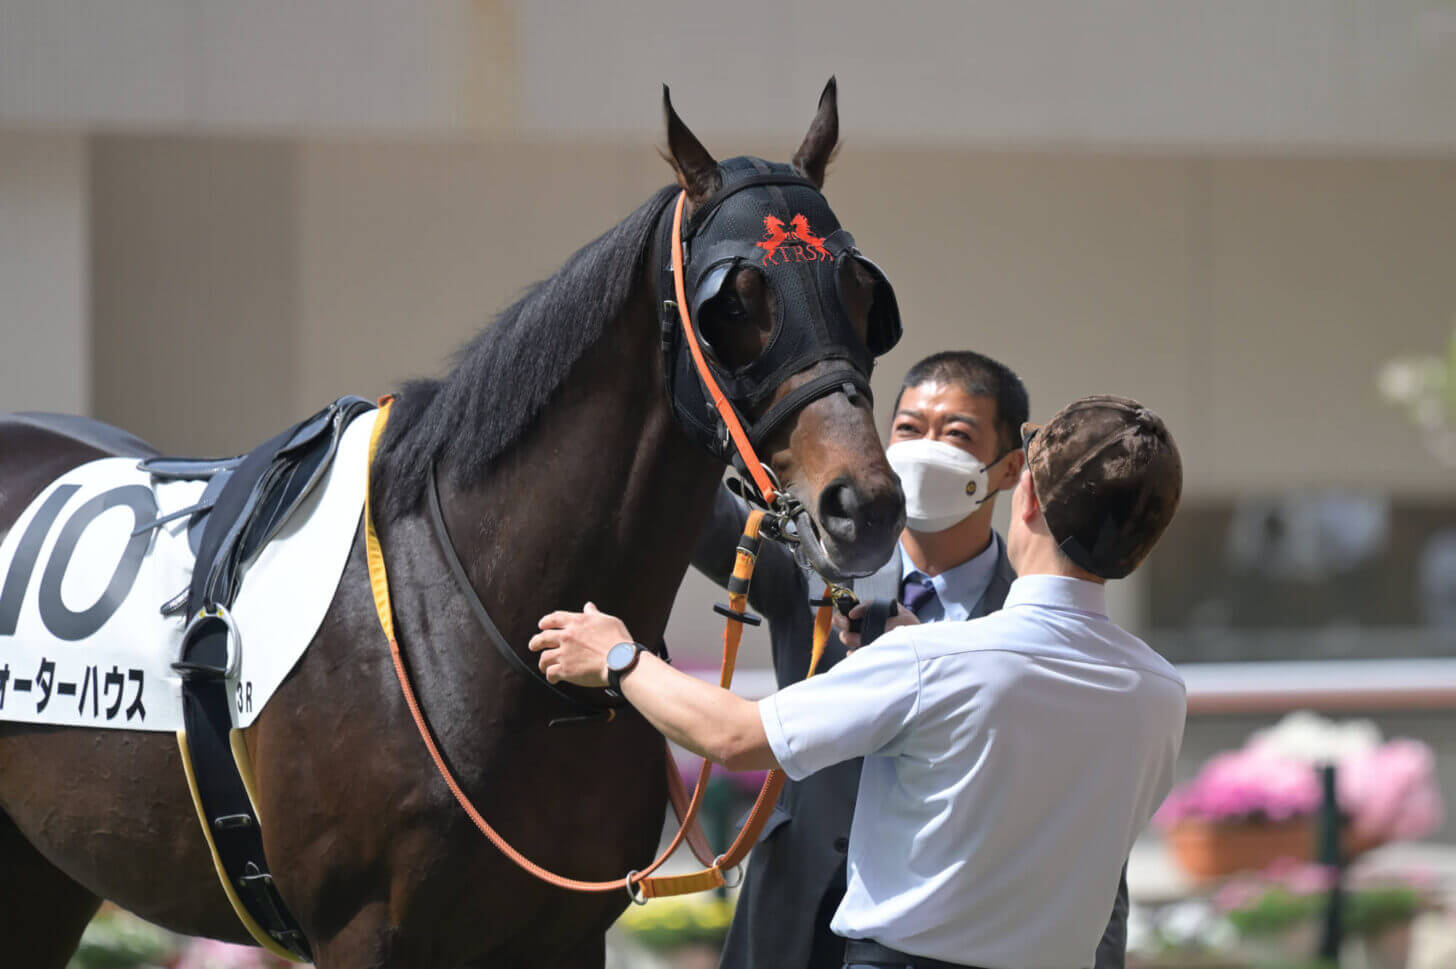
top-left (656, 157), bottom-right (901, 527)
top-left (364, 167), bottom-right (900, 902)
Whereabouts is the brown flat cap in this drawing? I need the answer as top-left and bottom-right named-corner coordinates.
top-left (1022, 395), bottom-right (1182, 579)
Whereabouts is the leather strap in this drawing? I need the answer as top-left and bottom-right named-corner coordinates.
top-left (665, 752), bottom-right (717, 868)
top-left (747, 367), bottom-right (872, 452)
top-left (175, 612), bottom-right (313, 962)
top-left (366, 401), bottom-right (832, 900)
top-left (843, 939), bottom-right (991, 969)
top-left (424, 463), bottom-right (612, 725)
top-left (858, 599), bottom-right (898, 647)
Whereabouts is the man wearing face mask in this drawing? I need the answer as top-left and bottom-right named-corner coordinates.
top-left (688, 352), bottom-right (1128, 969)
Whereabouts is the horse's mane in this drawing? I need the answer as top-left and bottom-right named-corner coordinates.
top-left (375, 185), bottom-right (678, 519)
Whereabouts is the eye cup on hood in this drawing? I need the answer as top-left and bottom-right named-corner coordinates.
top-left (689, 259), bottom-right (780, 371)
top-left (835, 252), bottom-right (901, 357)
top-left (691, 260), bottom-right (736, 319)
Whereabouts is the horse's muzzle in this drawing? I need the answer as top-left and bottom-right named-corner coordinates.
top-left (798, 476), bottom-right (904, 580)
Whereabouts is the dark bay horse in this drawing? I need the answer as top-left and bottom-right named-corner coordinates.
top-left (0, 81), bottom-right (903, 968)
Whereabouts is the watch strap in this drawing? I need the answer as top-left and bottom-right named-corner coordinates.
top-left (607, 641), bottom-right (645, 694)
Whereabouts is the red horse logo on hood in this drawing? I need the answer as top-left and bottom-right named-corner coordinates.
top-left (756, 214), bottom-right (833, 264)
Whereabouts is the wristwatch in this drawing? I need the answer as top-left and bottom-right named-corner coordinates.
top-left (606, 641), bottom-right (646, 694)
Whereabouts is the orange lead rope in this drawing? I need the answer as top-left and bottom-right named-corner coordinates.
top-left (365, 400), bottom-right (835, 901)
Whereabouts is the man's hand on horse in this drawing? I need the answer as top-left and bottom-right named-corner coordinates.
top-left (531, 603), bottom-right (629, 688)
top-left (535, 604), bottom-right (779, 771)
top-left (834, 600), bottom-right (920, 652)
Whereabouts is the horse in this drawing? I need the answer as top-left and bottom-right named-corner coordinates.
top-left (0, 80), bottom-right (904, 969)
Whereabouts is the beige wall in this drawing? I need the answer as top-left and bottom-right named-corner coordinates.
top-left (80, 135), bottom-right (1456, 657)
top-left (7, 2), bottom-right (1456, 151)
top-left (0, 132), bottom-right (88, 415)
top-left (294, 140), bottom-right (662, 401)
top-left (289, 142), bottom-right (1456, 500)
top-left (89, 136), bottom-right (300, 454)
top-left (88, 139), bottom-right (1456, 492)
top-left (831, 153), bottom-right (1456, 498)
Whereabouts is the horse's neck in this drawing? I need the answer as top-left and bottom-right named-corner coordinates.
top-left (442, 291), bottom-right (724, 657)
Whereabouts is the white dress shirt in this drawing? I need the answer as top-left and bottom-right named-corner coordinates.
top-left (759, 575), bottom-right (1186, 969)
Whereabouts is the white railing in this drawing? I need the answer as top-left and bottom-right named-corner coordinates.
top-left (698, 658), bottom-right (1456, 715)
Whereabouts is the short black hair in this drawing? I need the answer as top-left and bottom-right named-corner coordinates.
top-left (893, 350), bottom-right (1029, 454)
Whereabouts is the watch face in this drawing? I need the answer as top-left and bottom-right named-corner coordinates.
top-left (607, 641), bottom-right (638, 672)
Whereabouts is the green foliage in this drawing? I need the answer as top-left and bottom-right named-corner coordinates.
top-left (1344, 885), bottom-right (1426, 936)
top-left (614, 895), bottom-right (735, 951)
top-left (1225, 888), bottom-right (1324, 938)
top-left (66, 908), bottom-right (174, 969)
top-left (1225, 882), bottom-right (1427, 941)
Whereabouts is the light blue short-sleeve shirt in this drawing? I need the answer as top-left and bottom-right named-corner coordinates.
top-left (758, 575), bottom-right (1187, 969)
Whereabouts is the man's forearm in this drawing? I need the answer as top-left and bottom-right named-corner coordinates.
top-left (619, 654), bottom-right (779, 772)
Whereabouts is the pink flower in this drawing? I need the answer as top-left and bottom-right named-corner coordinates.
top-left (1155, 748), bottom-right (1321, 827)
top-left (175, 939), bottom-right (301, 969)
top-left (1155, 725), bottom-right (1444, 843)
top-left (1266, 859), bottom-right (1337, 894)
top-left (1338, 739), bottom-right (1444, 843)
top-left (1212, 875), bottom-right (1268, 911)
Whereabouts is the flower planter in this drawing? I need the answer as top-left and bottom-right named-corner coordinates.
top-left (1167, 817), bottom-right (1379, 881)
top-left (1352, 920), bottom-right (1414, 969)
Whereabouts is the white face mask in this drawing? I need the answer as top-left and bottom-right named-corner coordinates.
top-left (886, 438), bottom-right (999, 533)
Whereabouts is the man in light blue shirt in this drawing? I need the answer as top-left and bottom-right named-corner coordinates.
top-left (533, 395), bottom-right (1187, 969)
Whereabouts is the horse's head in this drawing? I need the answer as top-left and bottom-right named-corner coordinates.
top-left (660, 79), bottom-right (905, 580)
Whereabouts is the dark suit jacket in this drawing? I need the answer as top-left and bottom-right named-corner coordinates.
top-left (693, 485), bottom-right (1127, 969)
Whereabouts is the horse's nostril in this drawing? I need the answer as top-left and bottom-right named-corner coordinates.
top-left (819, 478), bottom-right (905, 545)
top-left (818, 479), bottom-right (862, 546)
top-left (818, 477), bottom-right (905, 555)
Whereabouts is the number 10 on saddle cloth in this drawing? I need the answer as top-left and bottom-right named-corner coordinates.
top-left (0, 411), bottom-right (375, 731)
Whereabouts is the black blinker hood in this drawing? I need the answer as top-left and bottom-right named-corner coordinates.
top-left (657, 157), bottom-right (902, 468)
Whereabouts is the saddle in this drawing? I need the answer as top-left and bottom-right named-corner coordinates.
top-left (136, 394), bottom-right (375, 963)
top-left (141, 394), bottom-right (376, 621)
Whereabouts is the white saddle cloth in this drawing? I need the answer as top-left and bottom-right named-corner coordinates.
top-left (0, 409), bottom-right (375, 731)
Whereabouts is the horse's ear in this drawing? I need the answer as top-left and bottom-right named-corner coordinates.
top-left (792, 76), bottom-right (839, 189)
top-left (663, 85), bottom-right (720, 203)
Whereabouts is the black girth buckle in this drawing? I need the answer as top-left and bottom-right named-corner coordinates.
top-left (235, 862), bottom-right (312, 959)
top-left (214, 814), bottom-right (255, 831)
top-left (273, 929), bottom-right (310, 952)
top-left (238, 868), bottom-right (276, 892)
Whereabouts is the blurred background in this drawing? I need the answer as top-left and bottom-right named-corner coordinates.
top-left (3, 2), bottom-right (1455, 967)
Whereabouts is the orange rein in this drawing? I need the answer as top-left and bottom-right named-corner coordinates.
top-left (363, 190), bottom-right (833, 900)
